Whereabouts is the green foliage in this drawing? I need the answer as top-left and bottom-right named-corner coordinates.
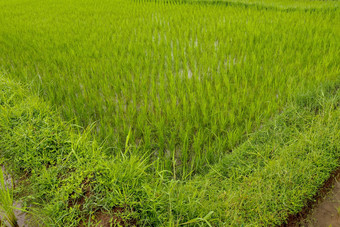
top-left (0, 0), bottom-right (339, 177)
top-left (0, 0), bottom-right (339, 225)
top-left (0, 76), bottom-right (339, 226)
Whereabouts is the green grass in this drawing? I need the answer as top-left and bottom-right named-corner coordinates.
top-left (0, 76), bottom-right (339, 226)
top-left (0, 0), bottom-right (339, 225)
top-left (0, 0), bottom-right (339, 177)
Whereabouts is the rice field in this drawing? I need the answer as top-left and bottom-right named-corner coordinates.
top-left (0, 0), bottom-right (339, 177)
top-left (0, 0), bottom-right (339, 225)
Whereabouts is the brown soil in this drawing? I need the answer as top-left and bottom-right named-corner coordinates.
top-left (300, 180), bottom-right (340, 227)
top-left (283, 168), bottom-right (340, 227)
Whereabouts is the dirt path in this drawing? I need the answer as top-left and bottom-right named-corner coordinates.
top-left (300, 178), bottom-right (340, 227)
top-left (284, 169), bottom-right (340, 227)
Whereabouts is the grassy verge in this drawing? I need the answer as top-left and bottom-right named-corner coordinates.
top-left (0, 76), bottom-right (339, 225)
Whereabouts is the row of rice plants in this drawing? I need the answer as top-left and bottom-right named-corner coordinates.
top-left (0, 0), bottom-right (339, 177)
top-left (149, 0), bottom-right (339, 10)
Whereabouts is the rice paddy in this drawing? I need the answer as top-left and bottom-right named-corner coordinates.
top-left (0, 0), bottom-right (339, 225)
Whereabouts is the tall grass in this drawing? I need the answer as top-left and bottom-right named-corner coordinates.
top-left (0, 0), bottom-right (339, 178)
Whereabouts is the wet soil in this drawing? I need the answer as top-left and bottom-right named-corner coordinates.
top-left (284, 169), bottom-right (340, 227)
top-left (300, 179), bottom-right (340, 227)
